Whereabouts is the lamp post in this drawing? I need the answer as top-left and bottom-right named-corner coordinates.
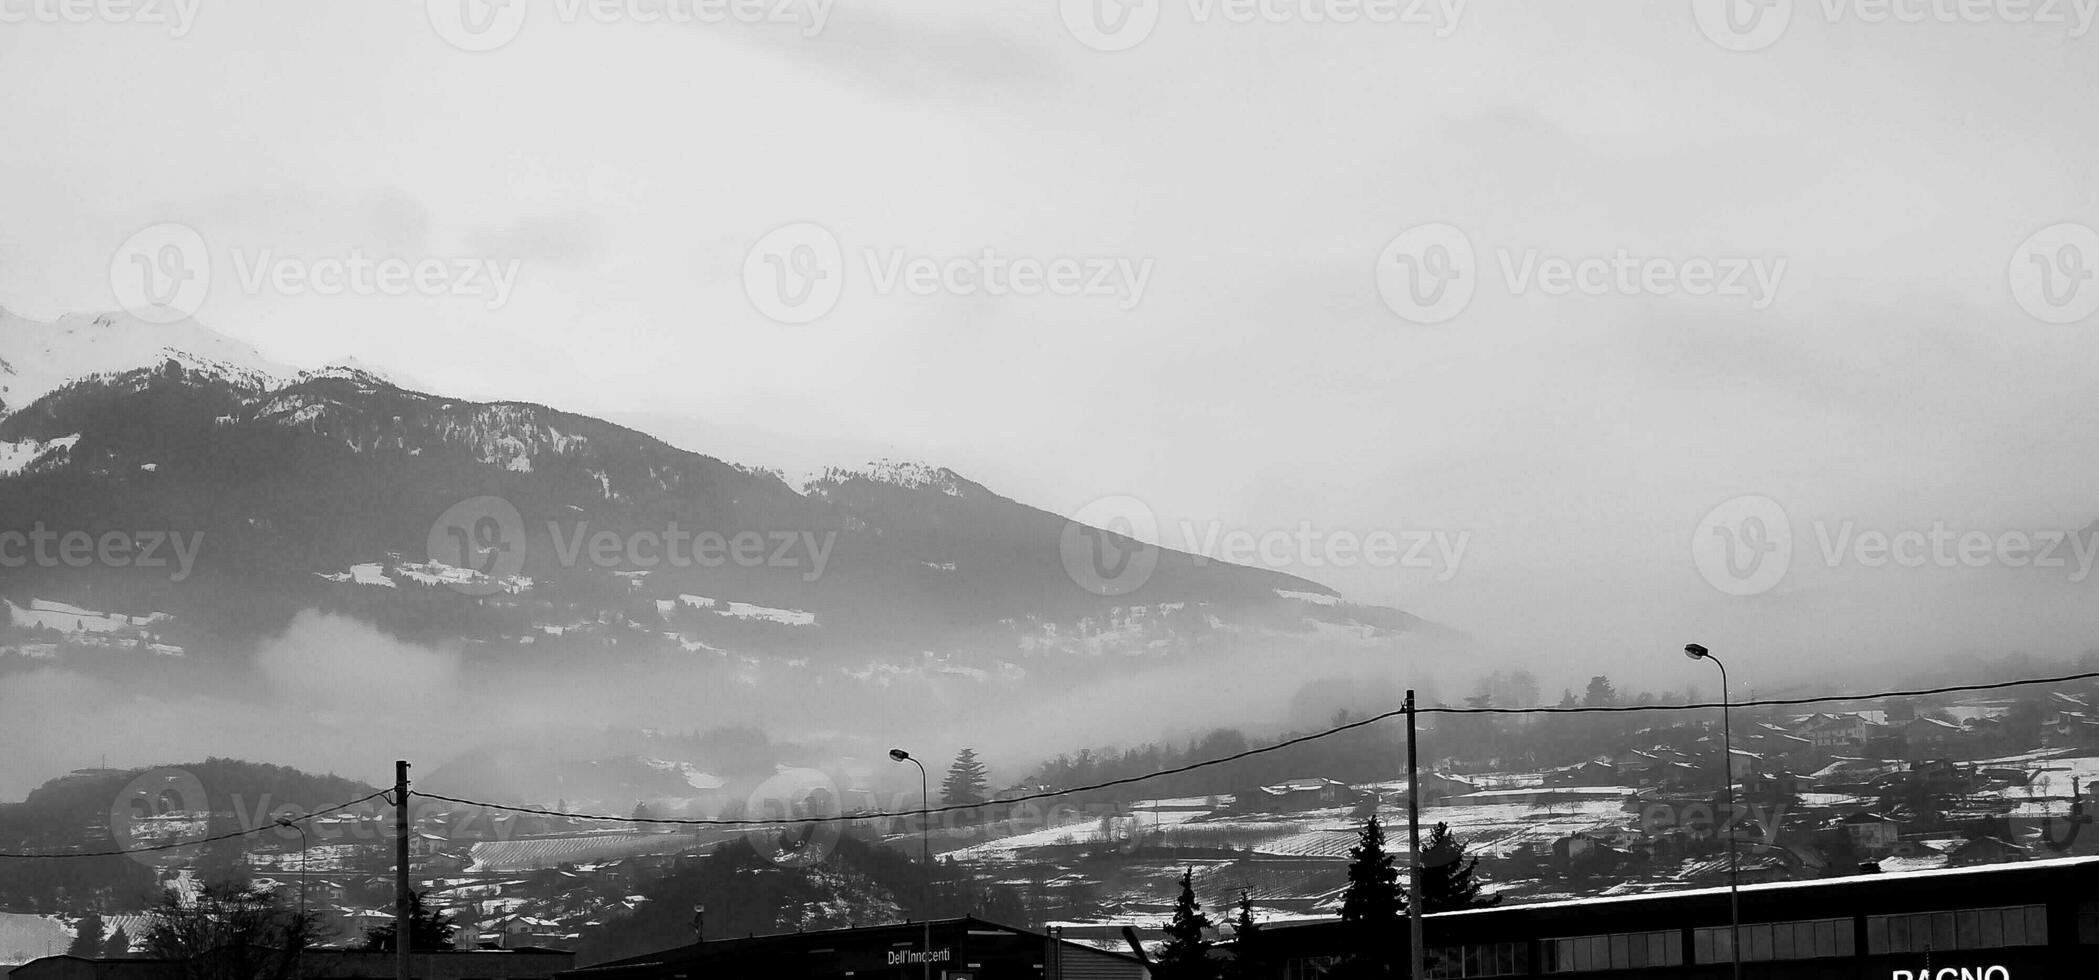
top-left (889, 749), bottom-right (932, 980)
top-left (1685, 643), bottom-right (1739, 980)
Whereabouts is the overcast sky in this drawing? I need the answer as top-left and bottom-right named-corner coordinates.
top-left (4, 1), bottom-right (2099, 686)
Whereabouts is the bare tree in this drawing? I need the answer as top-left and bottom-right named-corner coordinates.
top-left (141, 881), bottom-right (330, 980)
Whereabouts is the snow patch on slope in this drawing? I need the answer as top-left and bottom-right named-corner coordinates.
top-left (0, 434), bottom-right (80, 476)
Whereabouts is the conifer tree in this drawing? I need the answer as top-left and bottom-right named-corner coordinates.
top-left (1420, 822), bottom-right (1499, 912)
top-left (1155, 869), bottom-right (1218, 980)
top-left (68, 913), bottom-right (106, 957)
top-left (942, 749), bottom-right (989, 806)
top-left (1340, 815), bottom-right (1405, 922)
top-left (1224, 889), bottom-right (1265, 980)
top-left (1336, 816), bottom-right (1405, 978)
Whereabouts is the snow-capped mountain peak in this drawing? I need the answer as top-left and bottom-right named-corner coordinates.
top-left (0, 308), bottom-right (296, 419)
top-left (764, 457), bottom-right (980, 498)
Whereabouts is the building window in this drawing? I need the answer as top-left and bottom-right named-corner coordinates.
top-left (1693, 918), bottom-right (1853, 963)
top-left (1865, 906), bottom-right (2048, 954)
top-left (1542, 931), bottom-right (1681, 972)
top-left (1426, 942), bottom-right (1529, 978)
top-left (2080, 901), bottom-right (2099, 944)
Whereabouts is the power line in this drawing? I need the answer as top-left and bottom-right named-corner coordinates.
top-left (413, 669), bottom-right (2099, 829)
top-left (0, 790), bottom-right (392, 859)
top-left (12, 670), bottom-right (2095, 846)
top-left (1417, 670), bottom-right (2099, 715)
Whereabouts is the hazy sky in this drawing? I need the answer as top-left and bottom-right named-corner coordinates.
top-left (4, 1), bottom-right (2099, 687)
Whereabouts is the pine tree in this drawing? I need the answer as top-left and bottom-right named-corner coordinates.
top-left (941, 748), bottom-right (989, 806)
top-left (1155, 869), bottom-right (1218, 980)
top-left (104, 927), bottom-right (132, 958)
top-left (1420, 822), bottom-right (1499, 912)
top-left (1336, 816), bottom-right (1405, 978)
top-left (68, 913), bottom-right (106, 957)
top-left (1340, 816), bottom-right (1405, 922)
top-left (1224, 889), bottom-right (1265, 980)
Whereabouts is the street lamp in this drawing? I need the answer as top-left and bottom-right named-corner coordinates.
top-left (1685, 643), bottom-right (1739, 980)
top-left (889, 749), bottom-right (932, 980)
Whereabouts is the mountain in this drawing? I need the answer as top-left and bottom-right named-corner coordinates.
top-left (0, 310), bottom-right (1433, 803)
top-left (0, 308), bottom-right (293, 421)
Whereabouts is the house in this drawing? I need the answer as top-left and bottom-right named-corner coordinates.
top-left (1901, 717), bottom-right (1967, 759)
top-left (1233, 778), bottom-right (1365, 813)
top-left (1675, 851), bottom-right (1795, 885)
top-left (1804, 713), bottom-right (1870, 749)
top-left (408, 831), bottom-right (451, 859)
top-left (1808, 757), bottom-right (1904, 792)
top-left (1950, 835), bottom-right (2027, 867)
top-left (1737, 771), bottom-right (1809, 804)
top-left (1542, 760), bottom-right (1616, 786)
top-left (1394, 772), bottom-right (1479, 803)
top-left (2041, 709), bottom-right (2099, 749)
top-left (492, 915), bottom-right (569, 947)
top-left (1612, 750), bottom-right (1663, 784)
top-left (1744, 726), bottom-right (1816, 765)
top-left (1552, 832), bottom-right (1631, 868)
top-left (1838, 812), bottom-right (1901, 851)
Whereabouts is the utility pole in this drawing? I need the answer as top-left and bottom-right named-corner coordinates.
top-left (395, 760), bottom-right (412, 980)
top-left (1406, 691), bottom-right (1425, 980)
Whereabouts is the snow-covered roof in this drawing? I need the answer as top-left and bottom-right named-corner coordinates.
top-left (1426, 855), bottom-right (2099, 918)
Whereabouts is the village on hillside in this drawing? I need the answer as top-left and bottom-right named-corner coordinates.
top-left (12, 677), bottom-right (2099, 965)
